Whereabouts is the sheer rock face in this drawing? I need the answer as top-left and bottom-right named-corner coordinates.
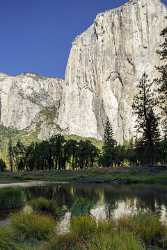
top-left (0, 73), bottom-right (64, 139)
top-left (58, 0), bottom-right (167, 143)
top-left (0, 0), bottom-right (166, 143)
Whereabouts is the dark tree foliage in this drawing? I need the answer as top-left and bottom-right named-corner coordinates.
top-left (8, 138), bottom-right (14, 172)
top-left (13, 140), bottom-right (26, 171)
top-left (77, 140), bottom-right (99, 169)
top-left (114, 140), bottom-right (136, 167)
top-left (64, 140), bottom-right (78, 170)
top-left (100, 118), bottom-right (117, 167)
top-left (10, 135), bottom-right (99, 172)
top-left (0, 159), bottom-right (6, 172)
top-left (158, 139), bottom-right (167, 165)
top-left (133, 73), bottom-right (160, 164)
top-left (156, 26), bottom-right (167, 137)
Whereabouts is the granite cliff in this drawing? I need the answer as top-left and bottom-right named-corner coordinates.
top-left (58, 0), bottom-right (167, 143)
top-left (0, 73), bottom-right (64, 140)
top-left (0, 0), bottom-right (166, 143)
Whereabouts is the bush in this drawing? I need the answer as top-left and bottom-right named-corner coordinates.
top-left (70, 215), bottom-right (97, 240)
top-left (117, 213), bottom-right (166, 244)
top-left (11, 212), bottom-right (56, 242)
top-left (0, 187), bottom-right (25, 210)
top-left (30, 197), bottom-right (61, 218)
top-left (0, 228), bottom-right (17, 250)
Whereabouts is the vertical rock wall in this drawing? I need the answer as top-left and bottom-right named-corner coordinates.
top-left (58, 0), bottom-right (167, 143)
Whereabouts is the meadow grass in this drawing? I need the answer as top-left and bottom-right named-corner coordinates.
top-left (11, 212), bottom-right (56, 242)
top-left (117, 212), bottom-right (166, 245)
top-left (0, 208), bottom-right (167, 249)
top-left (96, 220), bottom-right (114, 234)
top-left (86, 231), bottom-right (145, 250)
top-left (1, 167), bottom-right (167, 185)
top-left (44, 216), bottom-right (145, 250)
top-left (0, 227), bottom-right (17, 250)
top-left (70, 215), bottom-right (97, 240)
top-left (42, 233), bottom-right (81, 250)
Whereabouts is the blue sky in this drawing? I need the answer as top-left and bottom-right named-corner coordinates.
top-left (0, 0), bottom-right (166, 78)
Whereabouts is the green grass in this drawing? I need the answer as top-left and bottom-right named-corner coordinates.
top-left (11, 212), bottom-right (56, 242)
top-left (0, 212), bottom-right (167, 250)
top-left (87, 231), bottom-right (145, 250)
top-left (96, 220), bottom-right (113, 234)
top-left (44, 215), bottom-right (146, 250)
top-left (44, 232), bottom-right (145, 250)
top-left (117, 213), bottom-right (166, 245)
top-left (42, 233), bottom-right (80, 250)
top-left (70, 215), bottom-right (97, 240)
top-left (0, 227), bottom-right (17, 250)
top-left (1, 167), bottom-right (167, 185)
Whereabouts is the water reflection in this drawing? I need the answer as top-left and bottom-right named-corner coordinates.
top-left (57, 212), bottom-right (71, 234)
top-left (1, 183), bottom-right (167, 230)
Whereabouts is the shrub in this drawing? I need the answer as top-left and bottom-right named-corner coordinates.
top-left (11, 212), bottom-right (56, 242)
top-left (30, 197), bottom-right (61, 218)
top-left (0, 228), bottom-right (17, 250)
top-left (0, 187), bottom-right (25, 210)
top-left (117, 213), bottom-right (165, 244)
top-left (70, 215), bottom-right (97, 240)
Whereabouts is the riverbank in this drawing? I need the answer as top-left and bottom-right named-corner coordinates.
top-left (0, 166), bottom-right (167, 185)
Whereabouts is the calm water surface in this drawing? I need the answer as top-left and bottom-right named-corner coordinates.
top-left (1, 183), bottom-right (167, 233)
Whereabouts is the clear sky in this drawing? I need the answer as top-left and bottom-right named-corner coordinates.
top-left (0, 0), bottom-right (166, 79)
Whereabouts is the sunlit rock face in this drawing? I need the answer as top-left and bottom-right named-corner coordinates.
top-left (58, 0), bottom-right (167, 143)
top-left (0, 0), bottom-right (166, 143)
top-left (0, 73), bottom-right (64, 139)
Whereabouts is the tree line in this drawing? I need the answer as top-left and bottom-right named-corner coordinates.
top-left (6, 136), bottom-right (99, 172)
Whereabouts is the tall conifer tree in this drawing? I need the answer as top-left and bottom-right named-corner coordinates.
top-left (100, 118), bottom-right (116, 167)
top-left (133, 73), bottom-right (160, 164)
top-left (156, 26), bottom-right (167, 137)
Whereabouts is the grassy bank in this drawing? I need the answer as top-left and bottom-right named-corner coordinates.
top-left (1, 166), bottom-right (167, 185)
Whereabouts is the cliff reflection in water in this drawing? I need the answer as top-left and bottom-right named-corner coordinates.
top-left (1, 183), bottom-right (167, 233)
top-left (42, 184), bottom-right (167, 234)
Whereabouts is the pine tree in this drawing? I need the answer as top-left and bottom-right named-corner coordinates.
top-left (133, 73), bottom-right (160, 164)
top-left (100, 118), bottom-right (116, 167)
top-left (104, 118), bottom-right (116, 148)
top-left (8, 138), bottom-right (14, 172)
top-left (156, 26), bottom-right (167, 137)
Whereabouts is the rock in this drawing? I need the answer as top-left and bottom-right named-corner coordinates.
top-left (0, 0), bottom-right (167, 143)
top-left (58, 0), bottom-right (167, 143)
top-left (0, 73), bottom-right (64, 138)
